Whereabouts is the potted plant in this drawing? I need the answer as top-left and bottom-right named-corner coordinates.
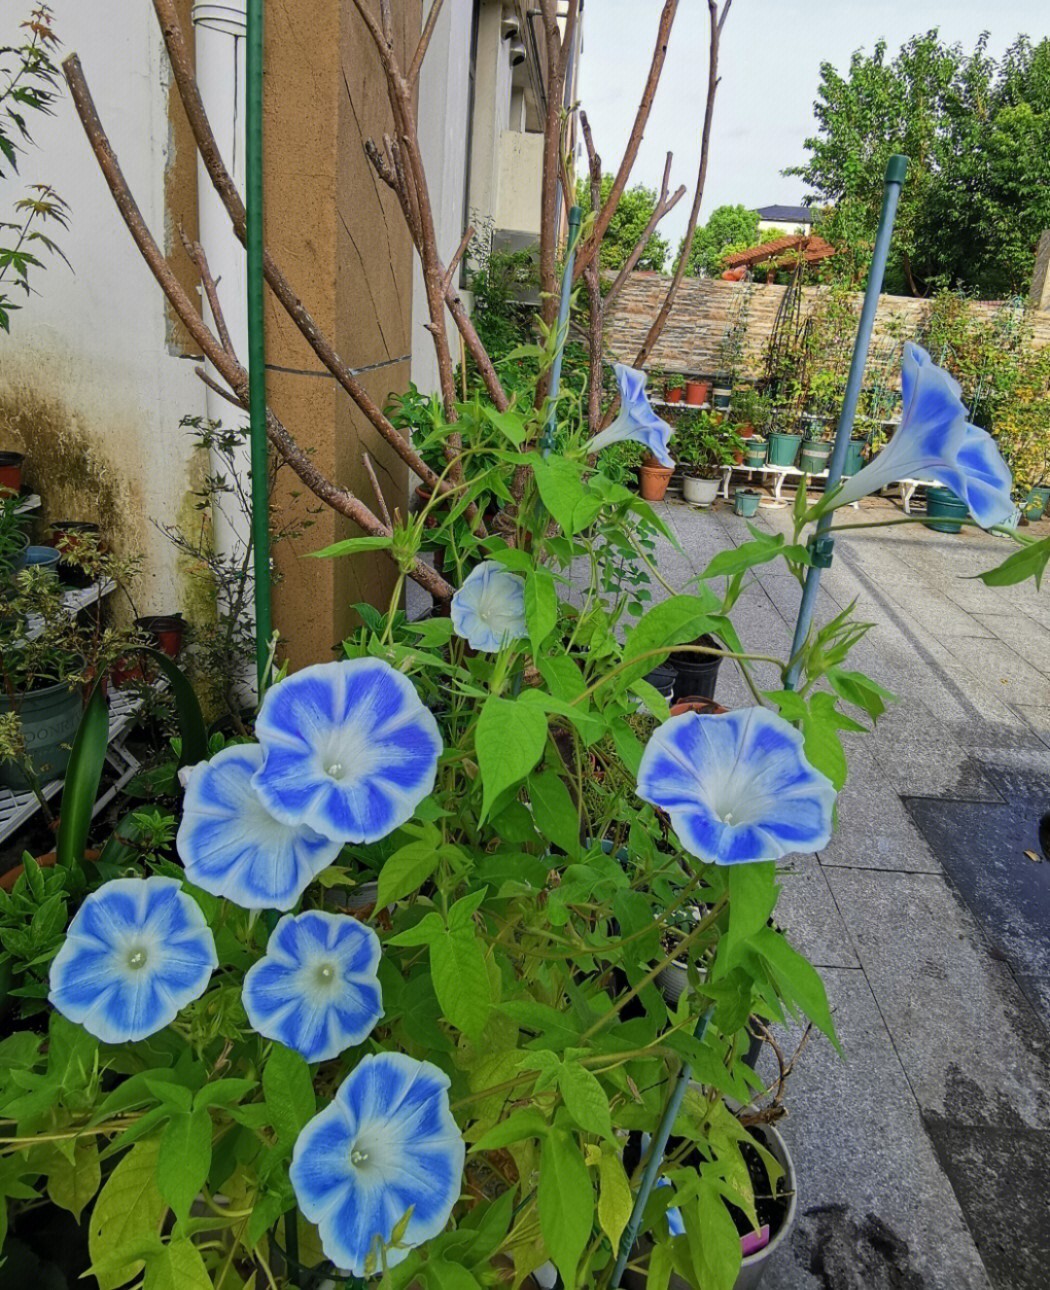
top-left (798, 435), bottom-right (833, 475)
top-left (766, 419), bottom-right (803, 468)
top-left (664, 371), bottom-right (685, 403)
top-left (734, 486), bottom-right (762, 518)
top-left (684, 375), bottom-right (710, 406)
top-left (0, 450), bottom-right (25, 495)
top-left (639, 451), bottom-right (676, 501)
top-left (678, 414), bottom-right (742, 507)
top-left (745, 438), bottom-right (767, 468)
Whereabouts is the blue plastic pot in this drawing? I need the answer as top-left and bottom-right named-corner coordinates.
top-left (843, 439), bottom-right (866, 476)
top-left (924, 486), bottom-right (968, 534)
top-left (23, 545), bottom-right (61, 575)
top-left (766, 432), bottom-right (801, 467)
top-left (733, 488), bottom-right (761, 518)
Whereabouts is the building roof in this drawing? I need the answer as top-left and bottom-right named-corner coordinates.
top-left (755, 204), bottom-right (813, 223)
top-left (722, 234), bottom-right (837, 269)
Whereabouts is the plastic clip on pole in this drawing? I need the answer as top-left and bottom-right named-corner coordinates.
top-left (783, 155), bottom-right (907, 691)
top-left (246, 0), bottom-right (274, 695)
top-left (540, 205), bottom-right (583, 457)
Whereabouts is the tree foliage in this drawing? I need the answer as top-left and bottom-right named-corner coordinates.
top-left (789, 32), bottom-right (1050, 298)
top-left (574, 174), bottom-right (669, 273)
top-left (678, 204), bottom-right (761, 277)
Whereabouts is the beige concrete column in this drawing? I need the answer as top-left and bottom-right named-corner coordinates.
top-left (1028, 230), bottom-right (1050, 312)
top-left (262, 0), bottom-right (420, 668)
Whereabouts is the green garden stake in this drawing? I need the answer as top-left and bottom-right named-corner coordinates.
top-left (783, 155), bottom-right (908, 691)
top-left (541, 205), bottom-right (583, 457)
top-left (246, 0), bottom-right (274, 694)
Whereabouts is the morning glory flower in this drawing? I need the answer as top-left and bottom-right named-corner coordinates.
top-left (252, 659), bottom-right (442, 844)
top-left (242, 910), bottom-right (383, 1063)
top-left (586, 363), bottom-right (674, 468)
top-left (450, 560), bottom-right (527, 652)
top-left (833, 342), bottom-right (1015, 527)
top-left (48, 877), bottom-right (217, 1043)
top-left (177, 745), bottom-right (342, 910)
top-left (289, 1052), bottom-right (465, 1277)
top-left (637, 707), bottom-right (836, 864)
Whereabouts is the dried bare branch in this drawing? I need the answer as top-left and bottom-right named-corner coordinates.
top-left (604, 151), bottom-right (686, 310)
top-left (536, 0), bottom-right (580, 326)
top-left (409, 0), bottom-right (446, 85)
top-left (631, 0), bottom-right (730, 371)
top-left (363, 451), bottom-right (393, 528)
top-left (62, 52), bottom-right (454, 603)
top-left (580, 111), bottom-right (605, 434)
top-left (443, 224), bottom-right (474, 295)
top-left (179, 228), bottom-right (235, 358)
top-left (573, 0), bottom-right (679, 281)
top-left (195, 366), bottom-right (244, 410)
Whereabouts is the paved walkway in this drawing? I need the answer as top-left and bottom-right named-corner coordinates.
top-left (651, 491), bottom-right (1050, 1290)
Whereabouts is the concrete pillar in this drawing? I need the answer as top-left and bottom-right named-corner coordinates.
top-left (263, 0), bottom-right (420, 667)
top-left (1028, 230), bottom-right (1050, 311)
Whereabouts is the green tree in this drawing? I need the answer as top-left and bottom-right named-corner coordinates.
top-left (789, 32), bottom-right (1050, 298)
top-left (677, 204), bottom-right (761, 277)
top-left (574, 174), bottom-right (668, 273)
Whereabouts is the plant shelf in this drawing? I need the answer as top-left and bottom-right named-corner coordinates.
top-left (0, 678), bottom-right (166, 846)
top-left (23, 579), bottom-right (116, 641)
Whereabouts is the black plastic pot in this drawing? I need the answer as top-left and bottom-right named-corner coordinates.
top-left (670, 633), bottom-right (723, 703)
top-left (643, 663), bottom-right (676, 700)
top-left (49, 520), bottom-right (102, 588)
top-left (135, 614), bottom-right (185, 658)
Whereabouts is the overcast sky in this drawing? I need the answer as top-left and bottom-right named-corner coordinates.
top-left (579, 0), bottom-right (1047, 253)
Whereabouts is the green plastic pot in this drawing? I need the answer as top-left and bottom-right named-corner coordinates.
top-left (734, 488), bottom-right (761, 518)
top-left (924, 486), bottom-right (968, 534)
top-left (0, 677), bottom-right (84, 789)
top-left (745, 440), bottom-right (767, 468)
top-left (798, 441), bottom-right (832, 474)
top-left (766, 432), bottom-right (801, 467)
top-left (1023, 485), bottom-right (1050, 520)
top-left (843, 439), bottom-right (866, 476)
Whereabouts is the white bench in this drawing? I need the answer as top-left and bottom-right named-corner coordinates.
top-left (720, 464), bottom-right (939, 513)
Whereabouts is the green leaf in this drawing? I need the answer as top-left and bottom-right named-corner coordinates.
top-left (309, 535), bottom-right (394, 558)
top-left (528, 770), bottom-right (581, 858)
top-left (720, 863), bottom-right (777, 970)
top-left (533, 457), bottom-right (588, 534)
top-left (597, 1145), bottom-right (632, 1253)
top-left (753, 925), bottom-right (838, 1045)
top-left (143, 1237), bottom-right (213, 1290)
top-left (827, 668), bottom-right (894, 723)
top-left (559, 1059), bottom-right (612, 1139)
top-left (538, 1128), bottom-right (593, 1287)
top-left (619, 596), bottom-right (717, 689)
top-left (483, 405), bottom-right (529, 446)
top-left (471, 1107), bottom-right (549, 1151)
top-left (427, 1260), bottom-right (483, 1290)
top-left (977, 535), bottom-right (1050, 588)
top-left (699, 534), bottom-right (810, 581)
top-left (88, 1137), bottom-right (168, 1290)
top-left (156, 1107), bottom-right (212, 1221)
top-left (475, 696), bottom-right (548, 821)
top-left (262, 1044), bottom-right (315, 1148)
top-left (55, 684), bottom-right (109, 869)
top-left (525, 567), bottom-right (559, 652)
top-left (46, 1135), bottom-right (100, 1221)
top-left (430, 926), bottom-right (492, 1039)
top-left (377, 841), bottom-right (441, 907)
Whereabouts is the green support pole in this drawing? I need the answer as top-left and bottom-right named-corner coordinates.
top-left (246, 0), bottom-right (273, 694)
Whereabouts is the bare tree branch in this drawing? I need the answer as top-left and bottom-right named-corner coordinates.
top-left (363, 451), bottom-right (393, 528)
top-left (604, 152), bottom-right (686, 310)
top-left (580, 111), bottom-right (605, 434)
top-left (62, 52), bottom-right (454, 603)
top-left (179, 228), bottom-right (235, 358)
top-left (409, 0), bottom-right (446, 85)
top-left (573, 0), bottom-right (679, 281)
top-left (443, 224), bottom-right (474, 294)
top-left (630, 0), bottom-right (730, 373)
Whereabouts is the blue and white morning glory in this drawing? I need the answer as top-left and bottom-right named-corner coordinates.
top-left (450, 560), bottom-right (528, 652)
top-left (48, 877), bottom-right (218, 1043)
top-left (586, 362), bottom-right (675, 468)
top-left (637, 707), bottom-right (836, 865)
top-left (177, 744), bottom-right (342, 910)
top-left (242, 910), bottom-right (383, 1063)
top-left (289, 1052), bottom-right (465, 1276)
top-left (252, 658), bottom-right (442, 844)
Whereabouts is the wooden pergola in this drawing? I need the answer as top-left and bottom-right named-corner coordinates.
top-left (722, 234), bottom-right (839, 281)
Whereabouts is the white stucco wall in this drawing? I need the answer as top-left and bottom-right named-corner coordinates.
top-left (411, 0), bottom-right (474, 396)
top-left (0, 2), bottom-right (205, 613)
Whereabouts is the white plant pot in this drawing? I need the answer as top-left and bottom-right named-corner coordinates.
top-left (682, 475), bottom-right (721, 508)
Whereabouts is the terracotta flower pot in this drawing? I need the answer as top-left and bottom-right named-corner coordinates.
top-left (0, 451), bottom-right (24, 496)
top-left (664, 386), bottom-right (683, 403)
top-left (669, 696), bottom-right (728, 717)
top-left (1, 849), bottom-right (101, 893)
top-left (684, 379), bottom-right (710, 406)
top-left (135, 614), bottom-right (185, 659)
top-left (638, 458), bottom-right (674, 502)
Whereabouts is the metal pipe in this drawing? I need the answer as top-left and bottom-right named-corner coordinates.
top-left (783, 155), bottom-right (907, 691)
top-left (609, 1010), bottom-right (713, 1287)
top-left (541, 203), bottom-right (582, 456)
top-left (245, 0), bottom-right (273, 692)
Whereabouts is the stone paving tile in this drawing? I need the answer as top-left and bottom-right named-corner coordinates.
top-left (923, 1123), bottom-right (1050, 1290)
top-left (1012, 704), bottom-right (1050, 750)
top-left (760, 968), bottom-right (992, 1290)
top-left (774, 854), bottom-right (859, 969)
top-left (817, 775), bottom-right (944, 872)
top-left (825, 868), bottom-right (1050, 1129)
top-left (941, 636), bottom-right (1050, 708)
top-left (972, 613), bottom-right (1050, 678)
